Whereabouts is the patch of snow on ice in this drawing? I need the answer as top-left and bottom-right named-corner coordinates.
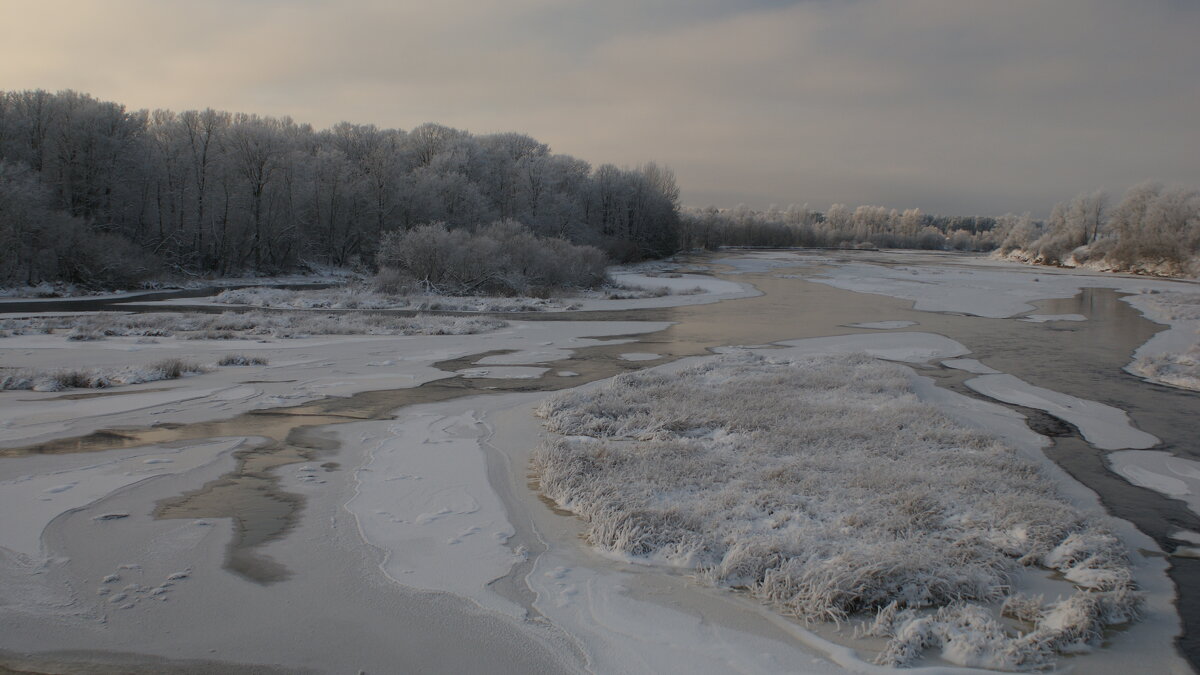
top-left (942, 358), bottom-right (1002, 375)
top-left (346, 410), bottom-right (524, 617)
top-left (774, 331), bottom-right (969, 363)
top-left (1109, 451), bottom-right (1200, 518)
top-left (1021, 314), bottom-right (1088, 323)
top-left (0, 439), bottom-right (244, 557)
top-left (846, 320), bottom-right (918, 330)
top-left (965, 374), bottom-right (1159, 450)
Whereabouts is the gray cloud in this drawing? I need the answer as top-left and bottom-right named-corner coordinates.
top-left (2, 0), bottom-right (1197, 216)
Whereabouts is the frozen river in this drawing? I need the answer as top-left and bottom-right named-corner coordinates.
top-left (1, 249), bottom-right (1197, 673)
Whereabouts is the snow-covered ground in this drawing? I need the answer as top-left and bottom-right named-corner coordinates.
top-left (117, 266), bottom-right (756, 314)
top-left (0, 250), bottom-right (1192, 674)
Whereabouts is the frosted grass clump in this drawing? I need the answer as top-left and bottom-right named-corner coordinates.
top-left (0, 312), bottom-right (505, 340)
top-left (1, 358), bottom-right (207, 391)
top-left (532, 352), bottom-right (1140, 669)
top-left (1128, 291), bottom-right (1200, 391)
top-left (213, 286), bottom-right (562, 312)
top-left (1130, 346), bottom-right (1200, 392)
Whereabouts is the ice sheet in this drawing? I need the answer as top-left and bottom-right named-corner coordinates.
top-left (966, 374), bottom-right (1159, 450)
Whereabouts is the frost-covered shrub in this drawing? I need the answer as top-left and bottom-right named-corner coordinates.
top-left (1130, 347), bottom-right (1200, 391)
top-left (532, 352), bottom-right (1140, 669)
top-left (375, 220), bottom-right (608, 296)
top-left (66, 328), bottom-right (105, 341)
top-left (148, 358), bottom-right (202, 380)
top-left (1126, 292), bottom-right (1200, 391)
top-left (0, 372), bottom-right (35, 390)
top-left (373, 267), bottom-right (416, 295)
top-left (1, 359), bottom-right (208, 391)
top-left (218, 354), bottom-right (269, 366)
top-left (52, 369), bottom-right (105, 389)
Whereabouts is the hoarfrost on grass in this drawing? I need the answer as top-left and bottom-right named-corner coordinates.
top-left (0, 311), bottom-right (505, 341)
top-left (212, 286), bottom-right (566, 313)
top-left (1125, 292), bottom-right (1200, 391)
top-left (532, 352), bottom-right (1140, 669)
top-left (0, 358), bottom-right (207, 391)
top-left (211, 282), bottom-right (708, 313)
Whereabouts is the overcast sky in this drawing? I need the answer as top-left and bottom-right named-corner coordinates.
top-left (3, 0), bottom-right (1197, 217)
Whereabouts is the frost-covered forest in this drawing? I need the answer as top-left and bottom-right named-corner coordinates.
top-left (682, 183), bottom-right (1200, 277)
top-left (0, 89), bottom-right (679, 286)
top-left (679, 203), bottom-right (1005, 252)
top-left (998, 183), bottom-right (1200, 277)
top-left (2, 89), bottom-right (1198, 291)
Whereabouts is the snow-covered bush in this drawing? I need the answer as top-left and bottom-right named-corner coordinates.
top-left (1126, 292), bottom-right (1200, 391)
top-left (218, 354), bottom-right (269, 366)
top-left (375, 220), bottom-right (608, 296)
top-left (1130, 344), bottom-right (1200, 391)
top-left (1, 359), bottom-right (208, 391)
top-left (532, 352), bottom-right (1140, 669)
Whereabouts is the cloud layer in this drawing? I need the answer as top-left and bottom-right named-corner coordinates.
top-left (3, 0), bottom-right (1197, 215)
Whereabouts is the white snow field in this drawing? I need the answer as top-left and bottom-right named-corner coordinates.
top-left (532, 350), bottom-right (1155, 670)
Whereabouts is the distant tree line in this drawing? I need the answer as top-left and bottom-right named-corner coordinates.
top-left (680, 183), bottom-right (1199, 278)
top-left (0, 89), bottom-right (679, 287)
top-left (679, 203), bottom-right (1004, 252)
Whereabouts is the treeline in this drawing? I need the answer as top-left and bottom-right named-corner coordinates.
top-left (679, 203), bottom-right (1004, 252)
top-left (997, 182), bottom-right (1200, 276)
top-left (680, 183), bottom-right (1199, 278)
top-left (0, 89), bottom-right (679, 287)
